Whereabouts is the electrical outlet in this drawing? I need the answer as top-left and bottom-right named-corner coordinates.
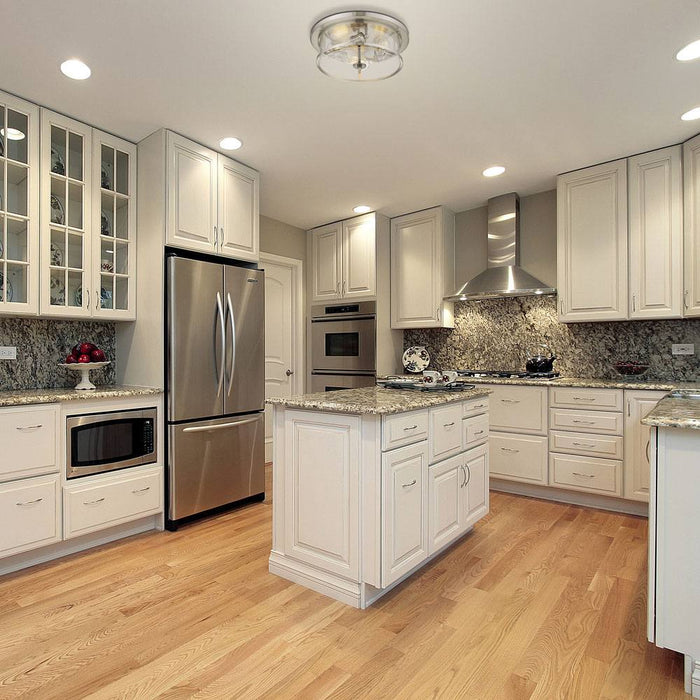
top-left (0, 346), bottom-right (17, 360)
top-left (672, 343), bottom-right (695, 356)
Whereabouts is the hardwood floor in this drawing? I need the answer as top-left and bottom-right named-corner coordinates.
top-left (0, 465), bottom-right (688, 699)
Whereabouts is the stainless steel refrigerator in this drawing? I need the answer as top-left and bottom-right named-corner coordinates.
top-left (166, 254), bottom-right (265, 528)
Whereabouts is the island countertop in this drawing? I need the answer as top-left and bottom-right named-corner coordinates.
top-left (642, 393), bottom-right (700, 431)
top-left (266, 385), bottom-right (492, 415)
top-left (0, 385), bottom-right (163, 407)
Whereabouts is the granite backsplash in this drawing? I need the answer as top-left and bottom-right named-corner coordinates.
top-left (404, 296), bottom-right (700, 382)
top-left (0, 318), bottom-right (116, 390)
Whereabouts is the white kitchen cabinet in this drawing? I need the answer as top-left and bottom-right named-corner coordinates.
top-left (463, 442), bottom-right (489, 530)
top-left (428, 452), bottom-right (462, 554)
top-left (0, 89), bottom-right (39, 316)
top-left (309, 213), bottom-right (376, 302)
top-left (628, 146), bottom-right (683, 319)
top-left (624, 390), bottom-right (664, 502)
top-left (166, 131), bottom-right (259, 262)
top-left (488, 385), bottom-right (548, 436)
top-left (684, 133), bottom-right (700, 317)
top-left (429, 403), bottom-right (463, 463)
top-left (382, 441), bottom-right (429, 586)
top-left (391, 206), bottom-right (455, 328)
top-left (557, 159), bottom-right (628, 322)
top-left (489, 432), bottom-right (548, 484)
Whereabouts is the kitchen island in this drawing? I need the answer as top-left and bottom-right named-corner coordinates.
top-left (267, 385), bottom-right (491, 608)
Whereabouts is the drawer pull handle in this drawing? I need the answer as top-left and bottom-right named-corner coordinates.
top-left (83, 497), bottom-right (105, 506)
top-left (16, 497), bottom-right (43, 507)
top-left (500, 399), bottom-right (520, 404)
top-left (443, 422), bottom-right (455, 428)
top-left (572, 419), bottom-right (595, 425)
top-left (403, 425), bottom-right (418, 431)
top-left (474, 430), bottom-right (485, 435)
top-left (572, 396), bottom-right (596, 402)
top-left (16, 424), bottom-right (43, 431)
top-left (645, 439), bottom-right (651, 463)
top-left (402, 479), bottom-right (417, 488)
top-left (500, 447), bottom-right (520, 453)
top-left (472, 404), bottom-right (485, 409)
top-left (572, 472), bottom-right (595, 479)
top-left (132, 487), bottom-right (151, 494)
top-left (572, 441), bottom-right (596, 448)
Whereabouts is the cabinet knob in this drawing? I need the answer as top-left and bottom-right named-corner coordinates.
top-left (286, 369), bottom-right (294, 376)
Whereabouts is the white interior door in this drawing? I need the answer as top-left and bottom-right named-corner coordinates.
top-left (262, 254), bottom-right (303, 462)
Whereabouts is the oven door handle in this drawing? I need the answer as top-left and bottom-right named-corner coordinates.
top-left (183, 417), bottom-right (260, 433)
top-left (310, 315), bottom-right (376, 322)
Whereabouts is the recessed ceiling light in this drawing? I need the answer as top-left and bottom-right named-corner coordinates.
top-left (482, 165), bottom-right (505, 177)
top-left (353, 205), bottom-right (371, 214)
top-left (681, 106), bottom-right (700, 121)
top-left (60, 59), bottom-right (91, 80)
top-left (219, 137), bottom-right (242, 150)
top-left (676, 39), bottom-right (700, 61)
top-left (0, 127), bottom-right (25, 141)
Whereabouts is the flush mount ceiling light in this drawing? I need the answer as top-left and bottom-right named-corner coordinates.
top-left (60, 59), bottom-right (91, 80)
top-left (219, 137), bottom-right (243, 150)
top-left (353, 205), bottom-right (371, 214)
top-left (482, 165), bottom-right (506, 177)
top-left (676, 39), bottom-right (700, 61)
top-left (310, 11), bottom-right (409, 81)
top-left (681, 106), bottom-right (700, 121)
top-left (0, 127), bottom-right (25, 140)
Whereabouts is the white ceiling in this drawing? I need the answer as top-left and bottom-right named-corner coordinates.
top-left (2, 0), bottom-right (700, 229)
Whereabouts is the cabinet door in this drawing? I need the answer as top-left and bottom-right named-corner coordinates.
top-left (217, 154), bottom-right (259, 262)
top-left (462, 443), bottom-right (489, 531)
top-left (310, 222), bottom-right (342, 301)
top-left (488, 385), bottom-right (548, 435)
top-left (557, 160), bottom-right (628, 322)
top-left (628, 146), bottom-right (683, 319)
top-left (91, 130), bottom-right (137, 320)
top-left (391, 207), bottom-right (453, 329)
top-left (284, 411), bottom-right (359, 580)
top-left (429, 403), bottom-right (463, 463)
top-left (624, 391), bottom-right (664, 502)
top-left (41, 110), bottom-right (92, 317)
top-left (342, 213), bottom-right (376, 298)
top-left (683, 133), bottom-right (700, 317)
top-left (166, 132), bottom-right (217, 254)
top-left (428, 454), bottom-right (461, 554)
top-left (382, 441), bottom-right (429, 586)
top-left (0, 90), bottom-right (39, 315)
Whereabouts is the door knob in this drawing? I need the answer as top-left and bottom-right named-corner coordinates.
top-left (286, 369), bottom-right (294, 376)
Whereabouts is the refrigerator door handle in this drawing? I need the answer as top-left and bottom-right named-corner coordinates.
top-left (182, 416), bottom-right (260, 433)
top-left (226, 292), bottom-right (236, 395)
top-left (215, 292), bottom-right (226, 397)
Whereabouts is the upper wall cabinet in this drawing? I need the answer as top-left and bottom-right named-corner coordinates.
top-left (391, 206), bottom-right (455, 329)
top-left (40, 110), bottom-right (136, 320)
top-left (309, 212), bottom-right (376, 302)
top-left (557, 160), bottom-right (628, 322)
top-left (684, 133), bottom-right (700, 317)
top-left (0, 91), bottom-right (39, 316)
top-left (628, 146), bottom-right (683, 319)
top-left (166, 132), bottom-right (259, 263)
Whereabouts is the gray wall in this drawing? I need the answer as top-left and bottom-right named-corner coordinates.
top-left (454, 189), bottom-right (557, 289)
top-left (260, 215), bottom-right (306, 261)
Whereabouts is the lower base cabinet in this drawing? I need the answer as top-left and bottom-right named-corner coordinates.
top-left (489, 432), bottom-right (548, 484)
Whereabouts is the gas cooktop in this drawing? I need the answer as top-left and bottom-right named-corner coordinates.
top-left (458, 369), bottom-right (560, 380)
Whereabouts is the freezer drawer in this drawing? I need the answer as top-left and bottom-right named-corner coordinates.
top-left (168, 413), bottom-right (264, 521)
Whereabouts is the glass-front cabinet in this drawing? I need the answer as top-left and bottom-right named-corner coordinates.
top-left (0, 91), bottom-right (39, 315)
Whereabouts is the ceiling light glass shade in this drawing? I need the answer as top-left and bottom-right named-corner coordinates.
top-left (353, 205), bottom-right (371, 214)
top-left (676, 39), bottom-right (700, 61)
top-left (310, 11), bottom-right (409, 81)
top-left (681, 107), bottom-right (700, 121)
top-left (60, 59), bottom-right (91, 80)
top-left (483, 166), bottom-right (505, 177)
top-left (219, 137), bottom-right (242, 150)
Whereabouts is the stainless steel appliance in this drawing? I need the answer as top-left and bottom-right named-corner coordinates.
top-left (310, 301), bottom-right (376, 391)
top-left (166, 254), bottom-right (265, 528)
top-left (66, 407), bottom-right (157, 479)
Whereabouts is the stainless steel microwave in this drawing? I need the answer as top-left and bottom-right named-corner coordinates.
top-left (66, 407), bottom-right (157, 479)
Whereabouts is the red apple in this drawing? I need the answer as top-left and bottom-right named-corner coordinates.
top-left (78, 354), bottom-right (91, 363)
top-left (79, 342), bottom-right (96, 355)
top-left (71, 343), bottom-right (82, 358)
top-left (65, 354), bottom-right (77, 364)
top-left (90, 348), bottom-right (105, 362)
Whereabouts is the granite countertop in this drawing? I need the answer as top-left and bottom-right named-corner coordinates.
top-left (267, 385), bottom-right (492, 415)
top-left (0, 385), bottom-right (163, 407)
top-left (642, 393), bottom-right (700, 431)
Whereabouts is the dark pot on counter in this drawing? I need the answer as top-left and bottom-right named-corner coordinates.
top-left (526, 345), bottom-right (556, 373)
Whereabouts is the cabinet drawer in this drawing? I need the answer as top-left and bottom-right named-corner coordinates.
top-left (549, 408), bottom-right (623, 435)
top-left (550, 453), bottom-right (622, 496)
top-left (488, 385), bottom-right (548, 435)
top-left (382, 409), bottom-right (429, 451)
top-left (463, 414), bottom-right (489, 447)
top-left (550, 387), bottom-right (623, 412)
top-left (549, 430), bottom-right (624, 460)
top-left (489, 432), bottom-right (548, 485)
top-left (0, 405), bottom-right (58, 482)
top-left (429, 404), bottom-right (463, 464)
top-left (463, 397), bottom-right (489, 418)
top-left (64, 467), bottom-right (162, 539)
top-left (0, 474), bottom-right (61, 557)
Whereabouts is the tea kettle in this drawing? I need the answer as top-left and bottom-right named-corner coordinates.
top-left (526, 344), bottom-right (556, 373)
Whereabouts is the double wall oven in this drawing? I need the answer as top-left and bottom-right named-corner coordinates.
top-left (310, 302), bottom-right (376, 392)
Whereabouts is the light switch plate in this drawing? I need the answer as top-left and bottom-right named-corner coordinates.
top-left (672, 343), bottom-right (695, 356)
top-left (0, 346), bottom-right (17, 360)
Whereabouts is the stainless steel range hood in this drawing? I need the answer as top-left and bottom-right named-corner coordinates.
top-left (445, 192), bottom-right (556, 301)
